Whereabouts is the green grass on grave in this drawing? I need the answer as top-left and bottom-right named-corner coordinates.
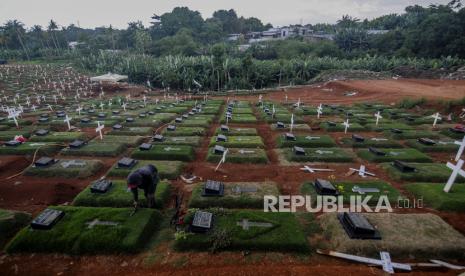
top-left (320, 122), bottom-right (365, 132)
top-left (61, 142), bottom-right (126, 157)
top-left (384, 130), bottom-right (441, 139)
top-left (107, 160), bottom-right (184, 180)
top-left (405, 139), bottom-right (459, 152)
top-left (276, 135), bottom-right (336, 148)
top-left (153, 136), bottom-right (201, 146)
top-left (206, 148), bottom-right (268, 164)
top-left (6, 206), bottom-right (162, 254)
top-left (108, 127), bottom-right (153, 136)
top-left (29, 132), bottom-right (87, 143)
top-left (215, 127), bottom-right (258, 136)
top-left (131, 145), bottom-right (195, 161)
top-left (357, 148), bottom-right (432, 163)
top-left (210, 136), bottom-right (265, 148)
top-left (188, 182), bottom-right (280, 209)
top-left (174, 209), bottom-right (309, 253)
top-left (405, 183), bottom-right (465, 211)
top-left (73, 180), bottom-right (171, 209)
top-left (381, 162), bottom-right (465, 183)
top-left (92, 135), bottom-right (144, 147)
top-left (25, 159), bottom-right (103, 179)
top-left (300, 180), bottom-right (401, 205)
top-left (161, 127), bottom-right (205, 136)
top-left (340, 136), bottom-right (402, 148)
top-left (284, 147), bottom-right (355, 162)
top-left (0, 142), bottom-right (63, 155)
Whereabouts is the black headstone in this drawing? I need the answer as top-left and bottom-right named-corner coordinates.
top-left (98, 113), bottom-right (106, 118)
top-left (39, 117), bottom-right (49, 123)
top-left (90, 179), bottom-right (113, 194)
top-left (390, 128), bottom-right (403, 134)
top-left (220, 125), bottom-right (229, 132)
top-left (139, 143), bottom-right (152, 151)
top-left (202, 180), bottom-right (225, 197)
top-left (393, 160), bottom-right (416, 173)
top-left (117, 157), bottom-right (137, 168)
top-left (190, 211), bottom-right (213, 233)
top-left (369, 147), bottom-right (386, 156)
top-left (126, 117), bottom-right (135, 123)
top-left (352, 134), bottom-right (365, 143)
top-left (34, 157), bottom-right (56, 167)
top-left (139, 113), bottom-right (146, 118)
top-left (69, 140), bottom-right (85, 149)
top-left (214, 145), bottom-right (226, 155)
top-left (175, 117), bottom-right (183, 123)
top-left (338, 212), bottom-right (381, 239)
top-left (35, 129), bottom-right (49, 136)
top-left (112, 124), bottom-right (123, 130)
top-left (112, 110), bottom-right (120, 114)
top-left (418, 138), bottom-right (436, 146)
top-left (314, 179), bottom-right (338, 196)
top-left (285, 133), bottom-right (296, 141)
top-left (293, 146), bottom-right (306, 155)
top-left (327, 121), bottom-right (337, 127)
top-left (167, 125), bottom-right (176, 131)
top-left (216, 135), bottom-right (227, 142)
top-left (153, 134), bottom-right (164, 142)
top-left (182, 114), bottom-right (189, 119)
top-left (148, 111), bottom-right (155, 115)
top-left (277, 122), bottom-right (285, 129)
top-left (4, 140), bottom-right (20, 147)
top-left (30, 209), bottom-right (64, 230)
top-left (80, 118), bottom-right (91, 123)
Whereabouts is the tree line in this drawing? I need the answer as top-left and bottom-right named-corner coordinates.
top-left (1, 1), bottom-right (465, 63)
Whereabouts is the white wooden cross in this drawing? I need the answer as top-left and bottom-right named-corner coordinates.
top-left (96, 121), bottom-right (105, 140)
top-left (53, 95), bottom-right (57, 104)
top-left (454, 136), bottom-right (465, 161)
top-left (7, 108), bottom-right (20, 127)
top-left (317, 104), bottom-right (323, 119)
top-left (31, 104), bottom-right (37, 112)
top-left (122, 102), bottom-right (127, 112)
top-left (444, 159), bottom-right (465, 192)
top-left (99, 102), bottom-right (104, 111)
top-left (431, 112), bottom-right (441, 127)
top-left (343, 119), bottom-right (350, 134)
top-left (215, 148), bottom-right (229, 172)
top-left (296, 98), bottom-right (301, 108)
top-left (300, 165), bottom-right (334, 173)
top-left (143, 95), bottom-right (147, 107)
top-left (350, 165), bottom-right (376, 178)
top-left (290, 113), bottom-right (294, 133)
top-left (272, 105), bottom-right (276, 119)
top-left (64, 115), bottom-right (72, 130)
top-left (375, 111), bottom-right (383, 126)
top-left (47, 104), bottom-right (53, 111)
top-left (76, 105), bottom-right (82, 116)
top-left (285, 94), bottom-right (288, 103)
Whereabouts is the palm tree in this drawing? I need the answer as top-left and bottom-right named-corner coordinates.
top-left (47, 19), bottom-right (60, 49)
top-left (31, 25), bottom-right (46, 49)
top-left (3, 20), bottom-right (29, 59)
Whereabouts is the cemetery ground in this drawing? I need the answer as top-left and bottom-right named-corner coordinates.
top-left (1, 65), bottom-right (465, 275)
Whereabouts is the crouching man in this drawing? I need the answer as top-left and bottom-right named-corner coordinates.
top-left (127, 164), bottom-right (159, 209)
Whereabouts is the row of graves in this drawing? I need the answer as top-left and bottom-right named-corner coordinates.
top-left (251, 97), bottom-right (465, 269)
top-left (1, 69), bottom-right (465, 272)
top-left (0, 90), bottom-right (228, 254)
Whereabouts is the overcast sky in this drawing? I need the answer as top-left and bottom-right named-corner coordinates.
top-left (1, 0), bottom-right (451, 29)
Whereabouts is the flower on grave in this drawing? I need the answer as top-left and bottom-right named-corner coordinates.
top-left (337, 185), bottom-right (345, 193)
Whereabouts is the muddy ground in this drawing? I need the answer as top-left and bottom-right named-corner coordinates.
top-left (1, 78), bottom-right (465, 275)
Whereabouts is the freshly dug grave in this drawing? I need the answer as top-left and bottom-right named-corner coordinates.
top-left (318, 212), bottom-right (465, 259)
